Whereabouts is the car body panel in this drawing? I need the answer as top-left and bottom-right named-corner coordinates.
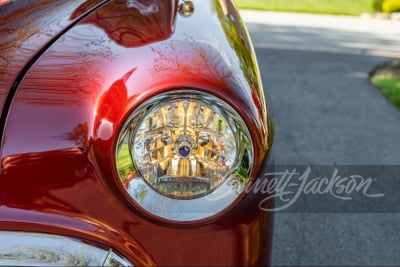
top-left (0, 0), bottom-right (107, 117)
top-left (0, 0), bottom-right (274, 266)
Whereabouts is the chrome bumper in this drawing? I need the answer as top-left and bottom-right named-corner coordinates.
top-left (0, 231), bottom-right (133, 266)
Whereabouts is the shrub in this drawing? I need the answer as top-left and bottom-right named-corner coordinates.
top-left (382, 0), bottom-right (400, 12)
top-left (371, 0), bottom-right (384, 11)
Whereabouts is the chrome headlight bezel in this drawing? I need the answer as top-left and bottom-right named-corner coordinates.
top-left (115, 90), bottom-right (254, 222)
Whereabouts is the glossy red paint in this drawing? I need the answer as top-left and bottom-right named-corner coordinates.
top-left (0, 0), bottom-right (107, 115)
top-left (0, 0), bottom-right (274, 266)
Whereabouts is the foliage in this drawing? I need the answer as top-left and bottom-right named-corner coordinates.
top-left (117, 144), bottom-right (132, 172)
top-left (382, 0), bottom-right (400, 12)
top-left (236, 0), bottom-right (374, 16)
top-left (371, 0), bottom-right (384, 11)
top-left (372, 76), bottom-right (400, 108)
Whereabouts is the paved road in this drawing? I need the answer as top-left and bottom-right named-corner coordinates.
top-left (241, 11), bottom-right (400, 266)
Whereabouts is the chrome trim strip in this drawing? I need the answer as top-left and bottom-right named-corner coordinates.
top-left (0, 231), bottom-right (133, 266)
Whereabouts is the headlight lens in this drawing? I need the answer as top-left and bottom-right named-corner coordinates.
top-left (116, 91), bottom-right (253, 221)
top-left (133, 98), bottom-right (236, 199)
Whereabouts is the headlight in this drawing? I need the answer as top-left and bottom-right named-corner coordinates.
top-left (116, 90), bottom-right (253, 221)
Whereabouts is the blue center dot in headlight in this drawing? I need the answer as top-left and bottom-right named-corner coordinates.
top-left (178, 145), bottom-right (191, 158)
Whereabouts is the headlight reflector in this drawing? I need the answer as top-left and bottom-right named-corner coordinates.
top-left (133, 99), bottom-right (236, 199)
top-left (116, 91), bottom-right (253, 221)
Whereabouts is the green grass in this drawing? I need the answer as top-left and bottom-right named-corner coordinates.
top-left (236, 0), bottom-right (375, 16)
top-left (116, 144), bottom-right (133, 172)
top-left (372, 76), bottom-right (400, 108)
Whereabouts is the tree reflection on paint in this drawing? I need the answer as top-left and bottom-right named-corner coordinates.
top-left (0, 0), bottom-right (100, 107)
top-left (77, 0), bottom-right (174, 48)
top-left (150, 37), bottom-right (239, 90)
top-left (63, 123), bottom-right (89, 149)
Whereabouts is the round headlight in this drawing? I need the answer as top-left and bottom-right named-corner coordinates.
top-left (116, 90), bottom-right (253, 221)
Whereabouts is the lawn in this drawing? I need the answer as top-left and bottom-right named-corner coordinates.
top-left (371, 76), bottom-right (400, 108)
top-left (117, 144), bottom-right (133, 172)
top-left (236, 0), bottom-right (375, 16)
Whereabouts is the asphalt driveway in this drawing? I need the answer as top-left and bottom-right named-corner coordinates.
top-left (241, 11), bottom-right (400, 266)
